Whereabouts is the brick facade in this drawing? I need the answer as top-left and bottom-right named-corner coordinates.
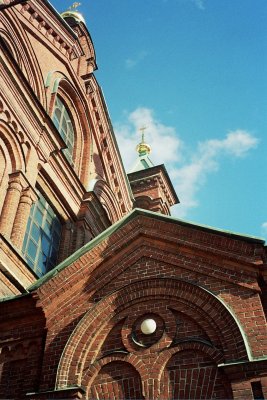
top-left (0, 1), bottom-right (266, 399)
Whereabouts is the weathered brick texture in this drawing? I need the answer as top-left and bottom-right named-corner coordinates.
top-left (0, 1), bottom-right (266, 399)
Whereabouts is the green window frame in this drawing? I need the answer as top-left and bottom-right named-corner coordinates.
top-left (53, 96), bottom-right (75, 163)
top-left (22, 191), bottom-right (62, 277)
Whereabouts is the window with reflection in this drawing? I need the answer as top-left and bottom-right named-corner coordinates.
top-left (22, 191), bottom-right (61, 277)
top-left (53, 96), bottom-right (75, 163)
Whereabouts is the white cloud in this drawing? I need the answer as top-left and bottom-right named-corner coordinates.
top-left (261, 222), bottom-right (267, 235)
top-left (125, 51), bottom-right (148, 69)
top-left (170, 131), bottom-right (258, 217)
top-left (191, 0), bottom-right (205, 10)
top-left (114, 107), bottom-right (258, 219)
top-left (200, 130), bottom-right (259, 158)
top-left (114, 107), bottom-right (183, 171)
top-left (163, 0), bottom-right (205, 10)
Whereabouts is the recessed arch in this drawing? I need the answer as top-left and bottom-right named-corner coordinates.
top-left (55, 278), bottom-right (249, 390)
top-left (88, 360), bottom-right (144, 400)
top-left (0, 30), bottom-right (22, 67)
top-left (0, 121), bottom-right (25, 173)
top-left (0, 11), bottom-right (46, 108)
top-left (46, 71), bottom-right (92, 183)
top-left (89, 178), bottom-right (123, 223)
top-left (160, 347), bottom-right (232, 399)
top-left (0, 121), bottom-right (26, 216)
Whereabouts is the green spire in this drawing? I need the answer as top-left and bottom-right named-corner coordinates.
top-left (130, 126), bottom-right (154, 172)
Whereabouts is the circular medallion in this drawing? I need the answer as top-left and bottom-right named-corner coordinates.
top-left (131, 313), bottom-right (164, 348)
top-left (140, 318), bottom-right (157, 335)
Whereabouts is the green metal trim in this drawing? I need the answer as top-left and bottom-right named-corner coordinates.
top-left (44, 71), bottom-right (54, 88)
top-left (26, 385), bottom-right (85, 396)
top-left (218, 356), bottom-right (267, 368)
top-left (0, 292), bottom-right (29, 303)
top-left (214, 294), bottom-right (253, 361)
top-left (28, 208), bottom-right (265, 292)
top-left (133, 208), bottom-right (265, 243)
top-left (28, 209), bottom-right (137, 291)
top-left (130, 154), bottom-right (154, 172)
top-left (43, 0), bottom-right (78, 38)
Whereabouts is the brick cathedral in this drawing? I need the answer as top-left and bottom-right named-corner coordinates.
top-left (0, 1), bottom-right (266, 399)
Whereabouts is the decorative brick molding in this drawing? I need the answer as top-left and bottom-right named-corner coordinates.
top-left (55, 278), bottom-right (248, 397)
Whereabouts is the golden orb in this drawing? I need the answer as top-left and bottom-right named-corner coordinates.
top-left (61, 10), bottom-right (86, 24)
top-left (136, 142), bottom-right (151, 156)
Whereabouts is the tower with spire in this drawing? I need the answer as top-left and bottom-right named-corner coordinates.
top-left (127, 128), bottom-right (179, 215)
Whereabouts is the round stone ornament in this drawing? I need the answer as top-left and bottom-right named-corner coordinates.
top-left (140, 318), bottom-right (157, 335)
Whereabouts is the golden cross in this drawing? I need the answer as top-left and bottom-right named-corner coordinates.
top-left (69, 2), bottom-right (81, 10)
top-left (139, 126), bottom-right (147, 143)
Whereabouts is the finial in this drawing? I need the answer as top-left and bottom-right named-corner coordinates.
top-left (136, 126), bottom-right (151, 156)
top-left (139, 126), bottom-right (147, 143)
top-left (61, 2), bottom-right (85, 24)
top-left (69, 2), bottom-right (81, 10)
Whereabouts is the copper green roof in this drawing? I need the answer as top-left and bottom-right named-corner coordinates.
top-left (130, 154), bottom-right (155, 172)
top-left (28, 208), bottom-right (265, 292)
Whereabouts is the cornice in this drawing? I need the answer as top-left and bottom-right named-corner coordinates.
top-left (17, 0), bottom-right (82, 60)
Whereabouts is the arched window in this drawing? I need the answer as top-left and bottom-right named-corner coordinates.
top-left (22, 190), bottom-right (61, 277)
top-left (53, 96), bottom-right (75, 163)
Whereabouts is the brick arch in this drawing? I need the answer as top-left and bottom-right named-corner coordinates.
top-left (91, 178), bottom-right (123, 223)
top-left (86, 359), bottom-right (144, 400)
top-left (0, 12), bottom-right (46, 107)
top-left (0, 123), bottom-right (25, 203)
top-left (157, 341), bottom-right (224, 378)
top-left (160, 348), bottom-right (232, 400)
top-left (56, 278), bottom-right (249, 390)
top-left (46, 71), bottom-right (92, 184)
top-left (0, 145), bottom-right (7, 186)
top-left (0, 121), bottom-right (25, 173)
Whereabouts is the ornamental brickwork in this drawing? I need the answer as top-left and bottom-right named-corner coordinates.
top-left (0, 1), bottom-right (266, 400)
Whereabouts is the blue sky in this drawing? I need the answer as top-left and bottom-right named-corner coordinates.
top-left (54, 0), bottom-right (266, 240)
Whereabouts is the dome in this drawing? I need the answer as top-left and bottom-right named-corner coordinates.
top-left (61, 10), bottom-right (86, 25)
top-left (136, 142), bottom-right (151, 156)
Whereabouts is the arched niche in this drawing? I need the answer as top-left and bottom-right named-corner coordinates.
top-left (0, 120), bottom-right (26, 173)
top-left (89, 360), bottom-right (144, 400)
top-left (55, 278), bottom-right (249, 392)
top-left (0, 11), bottom-right (46, 108)
top-left (0, 120), bottom-right (26, 219)
top-left (161, 347), bottom-right (233, 400)
top-left (89, 178), bottom-right (122, 223)
top-left (46, 71), bottom-right (92, 184)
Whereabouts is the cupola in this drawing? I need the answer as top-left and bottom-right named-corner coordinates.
top-left (61, 2), bottom-right (86, 26)
top-left (128, 128), bottom-right (179, 215)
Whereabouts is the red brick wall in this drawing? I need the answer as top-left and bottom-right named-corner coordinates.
top-left (161, 350), bottom-right (232, 399)
top-left (90, 361), bottom-right (143, 400)
top-left (0, 1), bottom-right (266, 399)
top-left (0, 296), bottom-right (46, 400)
top-left (11, 214), bottom-right (260, 399)
top-left (0, 212), bottom-right (267, 399)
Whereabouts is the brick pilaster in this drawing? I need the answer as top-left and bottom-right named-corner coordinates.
top-left (0, 171), bottom-right (25, 238)
top-left (11, 187), bottom-right (37, 249)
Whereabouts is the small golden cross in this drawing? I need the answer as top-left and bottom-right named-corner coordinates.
top-left (139, 126), bottom-right (147, 143)
top-left (69, 2), bottom-right (81, 10)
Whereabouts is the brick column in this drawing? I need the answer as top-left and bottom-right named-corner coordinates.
top-left (75, 220), bottom-right (93, 250)
top-left (11, 187), bottom-right (37, 249)
top-left (0, 172), bottom-right (24, 238)
top-left (75, 221), bottom-right (85, 251)
top-left (58, 221), bottom-right (73, 262)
